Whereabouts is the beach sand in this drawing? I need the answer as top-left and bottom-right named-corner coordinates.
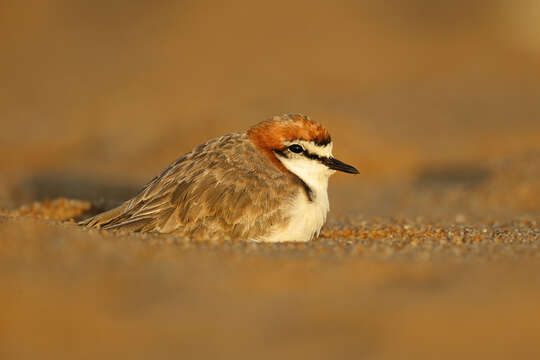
top-left (1, 1), bottom-right (540, 358)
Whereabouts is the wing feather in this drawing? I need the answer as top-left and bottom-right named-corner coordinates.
top-left (79, 132), bottom-right (298, 239)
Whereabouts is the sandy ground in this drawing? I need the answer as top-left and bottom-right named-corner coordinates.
top-left (2, 1), bottom-right (540, 359)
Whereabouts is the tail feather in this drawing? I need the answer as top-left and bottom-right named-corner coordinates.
top-left (78, 202), bottom-right (130, 229)
top-left (78, 201), bottom-right (162, 233)
top-left (104, 217), bottom-right (156, 232)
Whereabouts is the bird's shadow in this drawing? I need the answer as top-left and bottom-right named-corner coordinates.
top-left (415, 164), bottom-right (491, 189)
top-left (13, 172), bottom-right (141, 219)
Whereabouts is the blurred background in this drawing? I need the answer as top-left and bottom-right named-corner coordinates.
top-left (1, 2), bottom-right (540, 359)
top-left (1, 0), bottom-right (539, 216)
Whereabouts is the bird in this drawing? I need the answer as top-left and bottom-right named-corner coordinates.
top-left (79, 114), bottom-right (358, 242)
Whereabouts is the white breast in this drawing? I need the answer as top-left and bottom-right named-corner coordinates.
top-left (255, 139), bottom-right (334, 242)
top-left (258, 179), bottom-right (330, 243)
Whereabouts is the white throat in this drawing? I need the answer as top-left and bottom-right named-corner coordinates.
top-left (258, 141), bottom-right (334, 243)
top-left (278, 140), bottom-right (334, 195)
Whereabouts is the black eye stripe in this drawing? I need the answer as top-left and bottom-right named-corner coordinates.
top-left (274, 147), bottom-right (328, 164)
top-left (274, 148), bottom-right (287, 157)
top-left (303, 151), bottom-right (324, 161)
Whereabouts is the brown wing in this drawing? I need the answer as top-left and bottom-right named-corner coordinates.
top-left (80, 132), bottom-right (297, 240)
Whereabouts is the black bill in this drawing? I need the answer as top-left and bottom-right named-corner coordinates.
top-left (322, 157), bottom-right (359, 174)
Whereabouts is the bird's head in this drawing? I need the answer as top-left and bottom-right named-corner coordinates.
top-left (248, 114), bottom-right (358, 186)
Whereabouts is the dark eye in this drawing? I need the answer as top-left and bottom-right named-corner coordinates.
top-left (288, 144), bottom-right (304, 153)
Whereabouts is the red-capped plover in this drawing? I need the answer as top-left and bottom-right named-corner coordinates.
top-left (80, 114), bottom-right (358, 242)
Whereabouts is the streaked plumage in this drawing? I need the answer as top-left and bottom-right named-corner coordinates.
top-left (80, 114), bottom-right (358, 242)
